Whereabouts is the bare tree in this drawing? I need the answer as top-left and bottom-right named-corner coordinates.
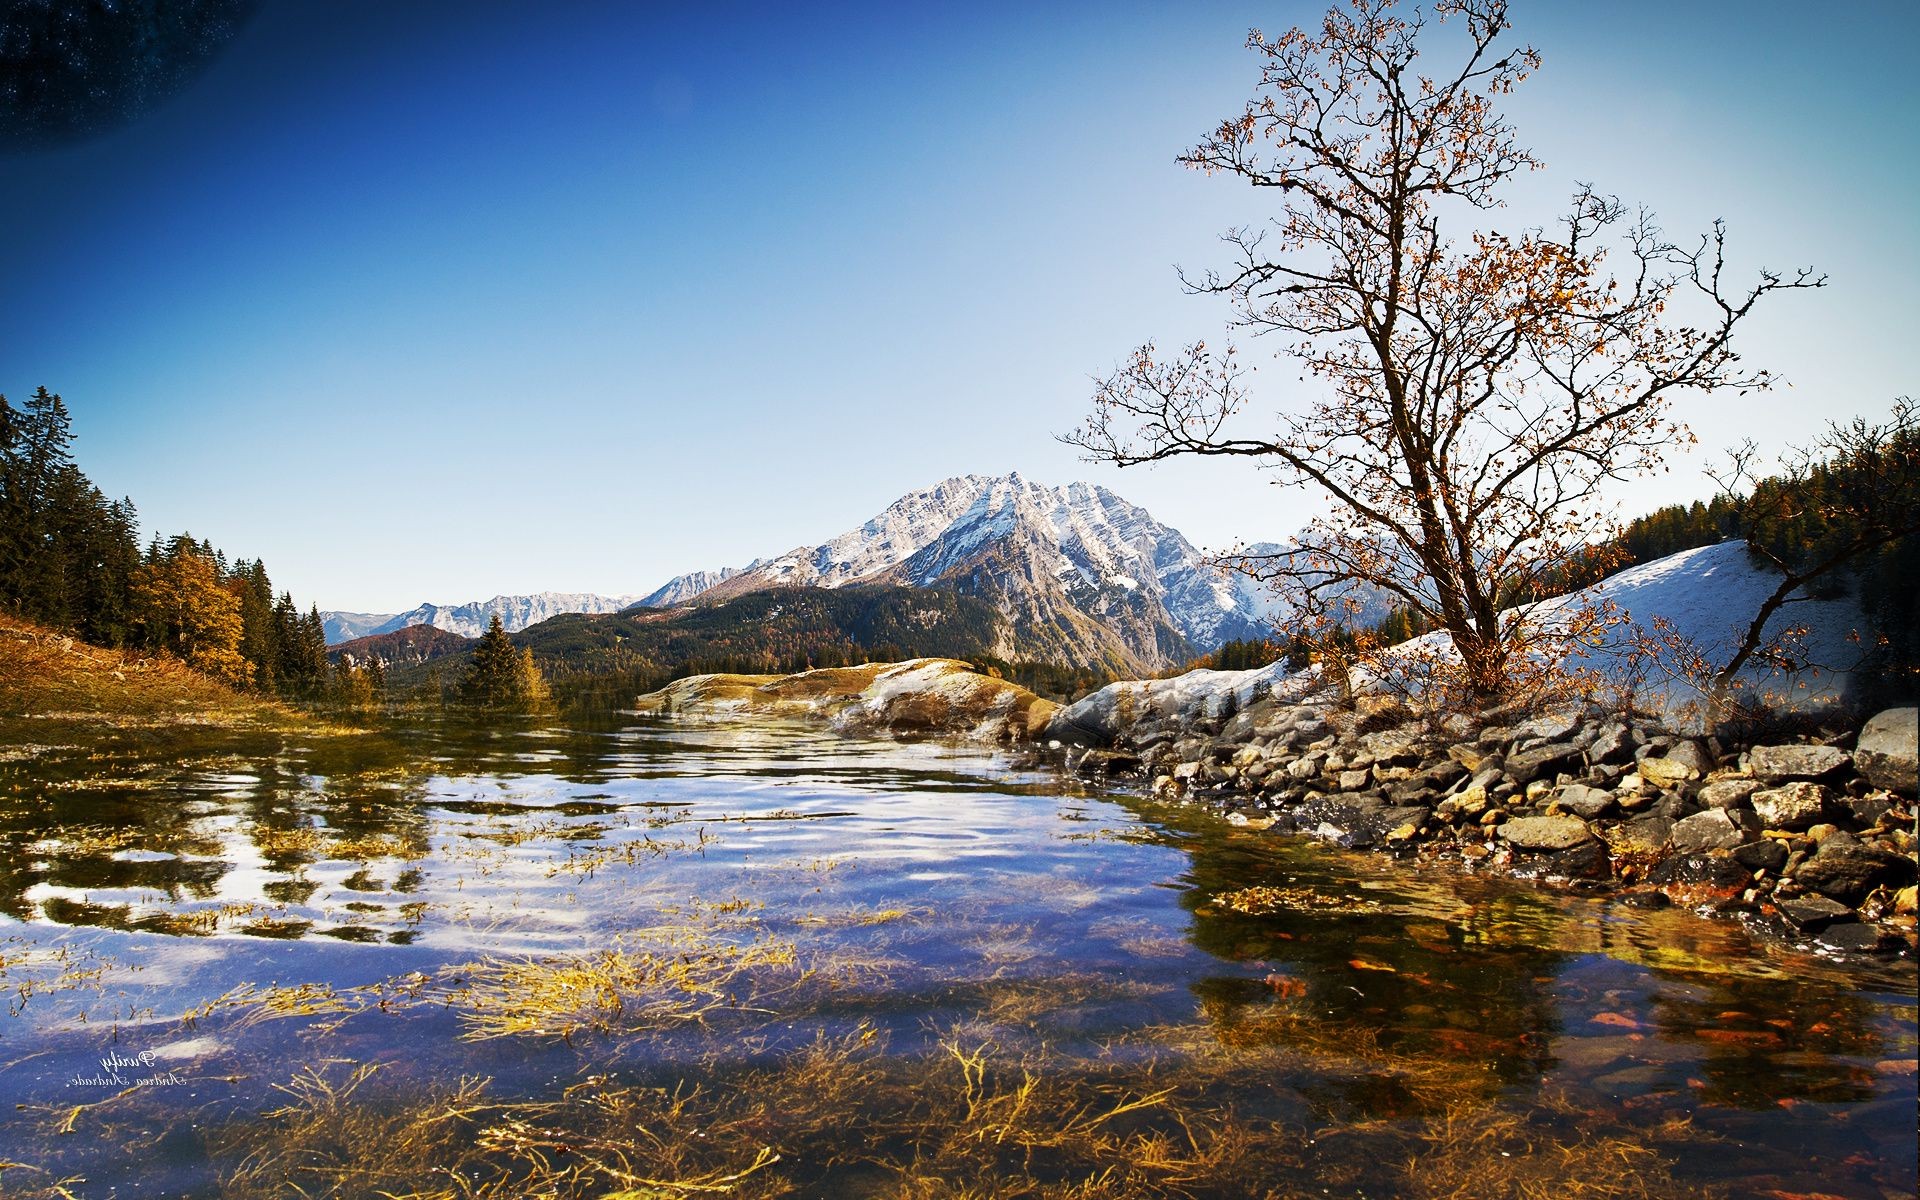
top-left (1065, 0), bottom-right (1820, 701)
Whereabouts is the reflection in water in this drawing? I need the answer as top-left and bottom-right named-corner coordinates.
top-left (0, 715), bottom-right (1912, 1198)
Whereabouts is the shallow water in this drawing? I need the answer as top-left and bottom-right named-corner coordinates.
top-left (0, 714), bottom-right (1913, 1198)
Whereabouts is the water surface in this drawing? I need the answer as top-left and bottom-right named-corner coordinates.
top-left (0, 715), bottom-right (1912, 1198)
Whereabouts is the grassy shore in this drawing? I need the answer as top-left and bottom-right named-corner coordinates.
top-left (0, 615), bottom-right (365, 759)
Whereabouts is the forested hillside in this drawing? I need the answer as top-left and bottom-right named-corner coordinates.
top-left (0, 388), bottom-right (331, 695)
top-left (382, 584), bottom-right (1010, 709)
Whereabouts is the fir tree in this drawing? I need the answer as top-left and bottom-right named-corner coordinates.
top-left (457, 614), bottom-right (551, 712)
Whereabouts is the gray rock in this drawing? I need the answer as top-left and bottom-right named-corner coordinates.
top-left (1748, 743), bottom-right (1852, 783)
top-left (1670, 809), bottom-right (1745, 853)
top-left (1604, 816), bottom-right (1674, 858)
top-left (1774, 893), bottom-right (1854, 932)
top-left (1732, 839), bottom-right (1789, 872)
top-left (1551, 783), bottom-right (1616, 819)
top-left (1505, 742), bottom-right (1583, 786)
top-left (1815, 922), bottom-right (1897, 953)
top-left (1498, 814), bottom-right (1595, 851)
top-left (1359, 728), bottom-right (1424, 765)
top-left (1751, 782), bottom-right (1831, 830)
top-left (1792, 831), bottom-right (1916, 905)
top-left (1839, 794), bottom-right (1895, 828)
top-left (1585, 721), bottom-right (1634, 765)
top-left (1854, 707), bottom-right (1917, 794)
top-left (1295, 798), bottom-right (1430, 850)
top-left (1699, 778), bottom-right (1763, 810)
top-left (1665, 740), bottom-right (1716, 775)
top-left (1515, 710), bottom-right (1584, 745)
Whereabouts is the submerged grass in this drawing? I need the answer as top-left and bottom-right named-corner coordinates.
top-left (177, 1005), bottom-right (1733, 1200)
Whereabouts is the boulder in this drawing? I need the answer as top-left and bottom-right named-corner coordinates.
top-left (1751, 782), bottom-right (1830, 831)
top-left (1498, 814), bottom-right (1595, 851)
top-left (1748, 743), bottom-right (1852, 783)
top-left (1644, 853), bottom-right (1750, 905)
top-left (1295, 798), bottom-right (1431, 850)
top-left (1671, 809), bottom-right (1746, 854)
top-left (1637, 756), bottom-right (1700, 789)
top-left (1854, 707), bottom-right (1917, 794)
top-left (1505, 742), bottom-right (1583, 786)
top-left (1774, 893), bottom-right (1854, 933)
top-left (1791, 830), bottom-right (1916, 906)
top-left (1584, 720), bottom-right (1634, 765)
top-left (1550, 783), bottom-right (1616, 820)
top-left (1732, 839), bottom-right (1789, 872)
top-left (1604, 816), bottom-right (1674, 860)
top-left (1814, 922), bottom-right (1898, 953)
top-left (1665, 740), bottom-right (1716, 775)
top-left (1698, 778), bottom-right (1763, 810)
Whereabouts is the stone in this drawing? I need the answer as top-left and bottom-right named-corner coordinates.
top-left (1751, 782), bottom-right (1831, 830)
top-left (1665, 740), bottom-right (1716, 775)
top-left (1699, 778), bottom-right (1763, 810)
top-left (1774, 893), bottom-right (1853, 932)
top-left (1337, 768), bottom-right (1373, 792)
top-left (1360, 728), bottom-right (1424, 765)
top-left (1840, 794), bottom-right (1895, 828)
top-left (1585, 721), bottom-right (1633, 765)
top-left (1293, 796), bottom-right (1430, 850)
top-left (1637, 756), bottom-right (1700, 789)
top-left (1748, 743), bottom-right (1852, 783)
top-left (1447, 744), bottom-right (1488, 772)
top-left (1792, 831), bottom-right (1916, 905)
top-left (1731, 839), bottom-right (1789, 872)
top-left (1286, 755), bottom-right (1322, 781)
top-left (1643, 852), bottom-right (1750, 902)
top-left (1604, 816), bottom-right (1674, 859)
top-left (1671, 809), bottom-right (1746, 854)
top-left (1514, 710), bottom-right (1583, 745)
top-left (1550, 783), bottom-right (1616, 819)
top-left (1815, 922), bottom-right (1897, 953)
top-left (1498, 814), bottom-right (1595, 851)
top-left (1510, 839), bottom-right (1612, 881)
top-left (1854, 707), bottom-right (1917, 794)
top-left (1505, 742), bottom-right (1583, 787)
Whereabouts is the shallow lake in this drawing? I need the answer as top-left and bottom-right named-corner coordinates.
top-left (0, 714), bottom-right (1913, 1198)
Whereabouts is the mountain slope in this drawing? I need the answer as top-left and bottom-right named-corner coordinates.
top-left (633, 566), bottom-right (744, 609)
top-left (322, 592), bottom-right (641, 645)
top-left (682, 473), bottom-right (1285, 671)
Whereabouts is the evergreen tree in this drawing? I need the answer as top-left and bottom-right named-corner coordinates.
top-left (457, 614), bottom-right (551, 712)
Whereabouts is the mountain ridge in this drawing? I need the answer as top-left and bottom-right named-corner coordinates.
top-left (669, 473), bottom-right (1285, 671)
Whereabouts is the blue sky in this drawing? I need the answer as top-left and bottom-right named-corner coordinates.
top-left (4, 1), bottom-right (1915, 612)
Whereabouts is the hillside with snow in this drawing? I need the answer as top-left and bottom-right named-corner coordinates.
top-left (1054, 540), bottom-right (1874, 738)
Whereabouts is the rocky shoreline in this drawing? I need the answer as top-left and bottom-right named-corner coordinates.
top-left (637, 660), bottom-right (1918, 956)
top-left (1048, 693), bottom-right (1918, 956)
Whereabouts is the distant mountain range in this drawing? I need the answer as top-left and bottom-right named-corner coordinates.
top-left (320, 592), bottom-right (642, 644)
top-left (323, 473), bottom-right (1310, 670)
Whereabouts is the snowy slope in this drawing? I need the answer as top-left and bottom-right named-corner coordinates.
top-left (320, 592), bottom-right (642, 645)
top-left (1055, 540), bottom-right (1874, 734)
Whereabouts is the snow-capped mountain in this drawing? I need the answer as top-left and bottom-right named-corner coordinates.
top-left (321, 592), bottom-right (641, 645)
top-left (631, 566), bottom-right (745, 609)
top-left (676, 473), bottom-right (1292, 671)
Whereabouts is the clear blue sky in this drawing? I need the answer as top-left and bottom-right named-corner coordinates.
top-left (4, 1), bottom-right (1914, 612)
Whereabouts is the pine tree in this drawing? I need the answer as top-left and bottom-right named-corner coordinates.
top-left (457, 614), bottom-right (550, 713)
